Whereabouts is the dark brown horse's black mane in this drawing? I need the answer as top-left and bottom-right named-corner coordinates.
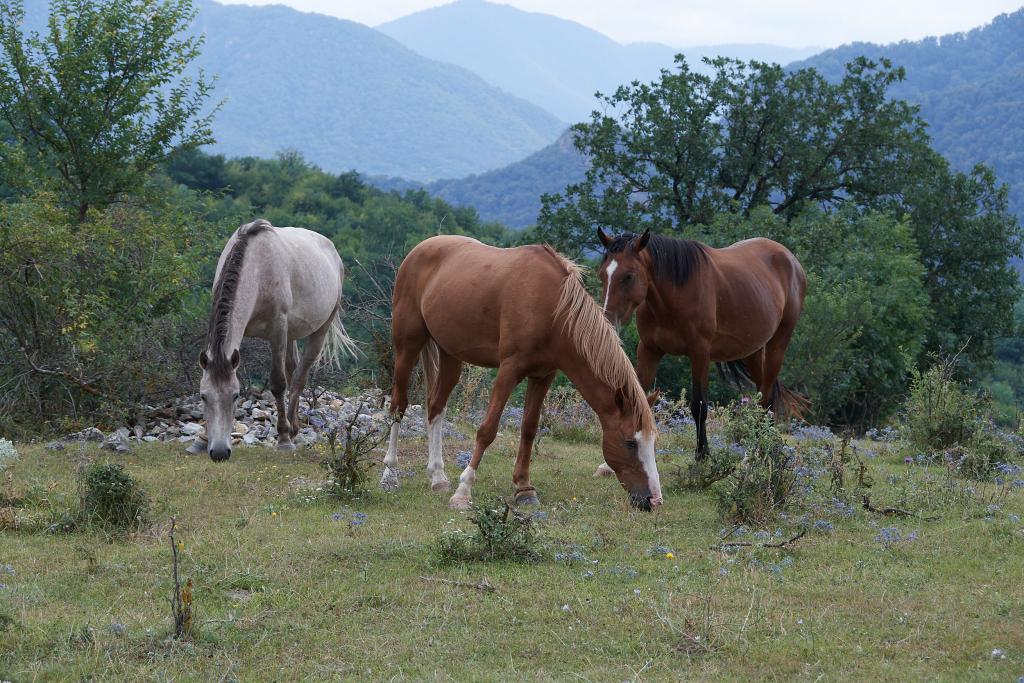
top-left (205, 219), bottom-right (273, 378)
top-left (602, 232), bottom-right (708, 288)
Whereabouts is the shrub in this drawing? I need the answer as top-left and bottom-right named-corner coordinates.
top-left (905, 360), bottom-right (982, 451)
top-left (0, 193), bottom-right (213, 435)
top-left (717, 398), bottom-right (796, 524)
top-left (319, 400), bottom-right (385, 497)
top-left (433, 499), bottom-right (542, 565)
top-left (79, 463), bottom-right (150, 531)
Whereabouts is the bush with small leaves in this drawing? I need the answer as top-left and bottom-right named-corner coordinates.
top-left (904, 361), bottom-right (982, 451)
top-left (716, 398), bottom-right (796, 524)
top-left (79, 463), bottom-right (149, 531)
top-left (433, 499), bottom-right (543, 564)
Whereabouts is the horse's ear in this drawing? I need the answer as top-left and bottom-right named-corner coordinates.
top-left (633, 229), bottom-right (651, 253)
top-left (597, 227), bottom-right (612, 248)
top-left (230, 349), bottom-right (240, 369)
top-left (199, 350), bottom-right (208, 369)
top-left (646, 389), bottom-right (660, 408)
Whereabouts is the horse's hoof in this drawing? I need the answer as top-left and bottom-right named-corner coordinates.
top-left (449, 495), bottom-right (472, 510)
top-left (594, 463), bottom-right (615, 477)
top-left (431, 479), bottom-right (451, 493)
top-left (380, 469), bottom-right (400, 492)
top-left (515, 493), bottom-right (540, 506)
top-left (277, 442), bottom-right (296, 452)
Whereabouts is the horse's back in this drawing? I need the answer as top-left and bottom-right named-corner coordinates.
top-left (714, 237), bottom-right (805, 306)
top-left (395, 236), bottom-right (569, 366)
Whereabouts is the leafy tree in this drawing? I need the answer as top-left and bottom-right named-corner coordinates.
top-left (0, 0), bottom-right (216, 220)
top-left (898, 152), bottom-right (1022, 364)
top-left (534, 55), bottom-right (926, 258)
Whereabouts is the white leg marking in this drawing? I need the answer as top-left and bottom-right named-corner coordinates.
top-left (449, 465), bottom-right (476, 509)
top-left (602, 259), bottom-right (619, 313)
top-left (594, 462), bottom-right (615, 477)
top-left (380, 420), bottom-right (401, 491)
top-left (426, 413), bottom-right (450, 491)
top-left (635, 430), bottom-right (663, 507)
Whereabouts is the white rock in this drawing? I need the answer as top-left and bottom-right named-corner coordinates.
top-left (180, 422), bottom-right (203, 436)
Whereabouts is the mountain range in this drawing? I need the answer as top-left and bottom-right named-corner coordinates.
top-left (386, 4), bottom-right (1024, 228)
top-left (379, 0), bottom-right (818, 122)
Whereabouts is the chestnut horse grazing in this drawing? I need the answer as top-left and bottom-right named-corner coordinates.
top-left (199, 219), bottom-right (357, 461)
top-left (597, 229), bottom-right (806, 459)
top-left (383, 235), bottom-right (662, 511)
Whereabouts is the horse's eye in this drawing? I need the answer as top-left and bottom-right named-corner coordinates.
top-left (200, 394), bottom-right (207, 403)
top-left (232, 392), bottom-right (240, 401)
top-left (622, 273), bottom-right (634, 284)
top-left (625, 438), bottom-right (638, 449)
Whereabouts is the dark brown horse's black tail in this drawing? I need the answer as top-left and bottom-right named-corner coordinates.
top-left (718, 360), bottom-right (810, 420)
top-left (768, 380), bottom-right (810, 421)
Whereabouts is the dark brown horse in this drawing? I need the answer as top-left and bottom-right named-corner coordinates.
top-left (383, 235), bottom-right (663, 511)
top-left (597, 229), bottom-right (807, 459)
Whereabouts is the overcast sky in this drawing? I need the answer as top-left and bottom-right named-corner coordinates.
top-left (217, 0), bottom-right (1023, 47)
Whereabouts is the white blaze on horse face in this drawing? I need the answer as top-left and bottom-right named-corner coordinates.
top-left (426, 414), bottom-right (449, 490)
top-left (635, 430), bottom-right (663, 507)
top-left (602, 259), bottom-right (619, 313)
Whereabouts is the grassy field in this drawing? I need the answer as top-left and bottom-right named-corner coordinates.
top-left (1, 419), bottom-right (1023, 681)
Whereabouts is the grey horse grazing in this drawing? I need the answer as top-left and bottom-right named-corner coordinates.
top-left (199, 219), bottom-right (357, 460)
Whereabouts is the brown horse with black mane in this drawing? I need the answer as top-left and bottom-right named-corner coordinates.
top-left (383, 235), bottom-right (662, 511)
top-left (597, 228), bottom-right (807, 459)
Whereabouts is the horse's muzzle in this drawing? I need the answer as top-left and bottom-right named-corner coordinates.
top-left (629, 490), bottom-right (654, 512)
top-left (209, 446), bottom-right (232, 462)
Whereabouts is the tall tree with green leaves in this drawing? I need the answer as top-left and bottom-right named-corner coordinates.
top-left (535, 56), bottom-right (927, 257)
top-left (0, 0), bottom-right (216, 220)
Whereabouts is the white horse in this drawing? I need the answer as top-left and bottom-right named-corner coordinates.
top-left (199, 219), bottom-right (357, 460)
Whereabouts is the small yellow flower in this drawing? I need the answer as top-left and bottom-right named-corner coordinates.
top-left (271, 511), bottom-right (278, 517)
top-left (177, 541), bottom-right (185, 552)
top-left (665, 552), bottom-right (674, 559)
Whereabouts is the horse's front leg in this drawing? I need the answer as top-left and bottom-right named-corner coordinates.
top-left (690, 349), bottom-right (711, 460)
top-left (450, 361), bottom-right (523, 510)
top-left (512, 372), bottom-right (556, 505)
top-left (269, 323), bottom-right (294, 451)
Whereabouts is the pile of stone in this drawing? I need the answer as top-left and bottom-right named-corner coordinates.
top-left (52, 387), bottom-right (428, 453)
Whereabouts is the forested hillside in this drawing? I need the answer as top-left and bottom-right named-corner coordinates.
top-left (793, 8), bottom-right (1024, 216)
top-left (18, 0), bottom-right (565, 181)
top-left (380, 0), bottom-right (818, 122)
top-left (371, 129), bottom-right (589, 229)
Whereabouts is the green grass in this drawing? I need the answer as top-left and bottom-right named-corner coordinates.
top-left (1, 425), bottom-right (1022, 681)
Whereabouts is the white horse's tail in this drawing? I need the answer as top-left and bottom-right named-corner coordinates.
top-left (318, 311), bottom-right (360, 369)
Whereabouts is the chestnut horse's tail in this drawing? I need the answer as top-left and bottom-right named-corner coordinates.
top-left (719, 360), bottom-right (809, 420)
top-left (419, 338), bottom-right (440, 397)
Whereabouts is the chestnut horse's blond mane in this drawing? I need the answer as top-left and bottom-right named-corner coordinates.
top-left (546, 246), bottom-right (654, 435)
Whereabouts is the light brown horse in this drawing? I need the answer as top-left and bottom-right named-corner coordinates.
top-left (383, 235), bottom-right (663, 511)
top-left (597, 229), bottom-right (807, 459)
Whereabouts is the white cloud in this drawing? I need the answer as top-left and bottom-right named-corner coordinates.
top-left (215, 0), bottom-right (1023, 47)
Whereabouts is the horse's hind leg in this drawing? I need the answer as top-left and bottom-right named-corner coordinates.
top-left (381, 311), bottom-right (429, 490)
top-left (760, 319), bottom-right (798, 414)
top-left (690, 347), bottom-right (711, 460)
top-left (425, 350), bottom-right (463, 492)
top-left (268, 318), bottom-right (294, 451)
top-left (450, 360), bottom-right (523, 510)
top-left (285, 317), bottom-right (333, 437)
top-left (512, 372), bottom-right (556, 505)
